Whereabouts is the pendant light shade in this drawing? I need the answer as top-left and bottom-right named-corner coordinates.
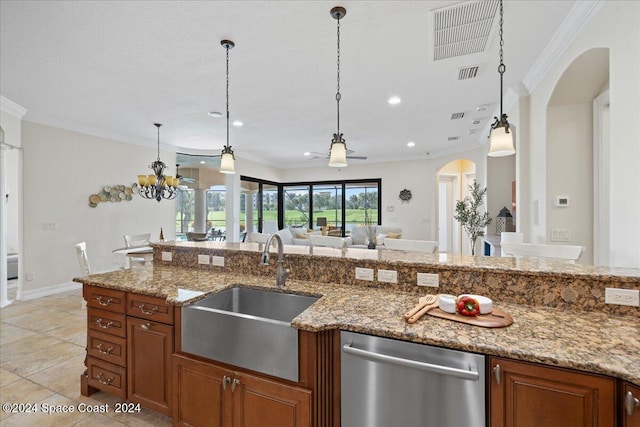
top-left (329, 137), bottom-right (347, 167)
top-left (220, 39), bottom-right (236, 174)
top-left (488, 116), bottom-right (515, 157)
top-left (219, 146), bottom-right (235, 174)
top-left (328, 6), bottom-right (348, 168)
top-left (488, 0), bottom-right (515, 158)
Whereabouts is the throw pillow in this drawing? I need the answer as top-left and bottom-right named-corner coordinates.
top-left (294, 232), bottom-right (309, 239)
top-left (376, 233), bottom-right (388, 245)
top-left (387, 231), bottom-right (402, 239)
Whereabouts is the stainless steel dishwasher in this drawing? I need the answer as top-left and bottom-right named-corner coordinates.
top-left (341, 331), bottom-right (486, 427)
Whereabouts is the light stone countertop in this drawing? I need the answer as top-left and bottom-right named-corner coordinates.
top-left (75, 264), bottom-right (640, 387)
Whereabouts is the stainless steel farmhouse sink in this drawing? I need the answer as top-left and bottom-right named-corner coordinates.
top-left (181, 286), bottom-right (319, 382)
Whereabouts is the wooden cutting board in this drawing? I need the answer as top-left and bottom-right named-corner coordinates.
top-left (426, 307), bottom-right (513, 328)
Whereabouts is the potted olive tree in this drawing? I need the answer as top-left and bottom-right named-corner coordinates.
top-left (453, 181), bottom-right (492, 255)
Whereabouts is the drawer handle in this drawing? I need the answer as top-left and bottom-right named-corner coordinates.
top-left (231, 378), bottom-right (240, 393)
top-left (96, 296), bottom-right (113, 307)
top-left (95, 318), bottom-right (114, 330)
top-left (96, 344), bottom-right (114, 355)
top-left (139, 304), bottom-right (158, 316)
top-left (140, 323), bottom-right (151, 330)
top-left (626, 391), bottom-right (640, 416)
top-left (95, 373), bottom-right (114, 385)
top-left (222, 376), bottom-right (231, 391)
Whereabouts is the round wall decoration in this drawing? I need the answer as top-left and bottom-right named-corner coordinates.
top-left (399, 188), bottom-right (412, 202)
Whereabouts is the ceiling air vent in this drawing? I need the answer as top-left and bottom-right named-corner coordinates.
top-left (448, 136), bottom-right (459, 142)
top-left (458, 65), bottom-right (480, 80)
top-left (432, 0), bottom-right (499, 61)
top-left (450, 112), bottom-right (465, 120)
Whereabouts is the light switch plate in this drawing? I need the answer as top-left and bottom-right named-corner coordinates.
top-left (417, 273), bottom-right (439, 287)
top-left (377, 269), bottom-right (398, 283)
top-left (211, 256), bottom-right (225, 267)
top-left (605, 288), bottom-right (639, 306)
top-left (161, 251), bottom-right (172, 261)
top-left (355, 267), bottom-right (374, 281)
top-left (197, 254), bottom-right (210, 265)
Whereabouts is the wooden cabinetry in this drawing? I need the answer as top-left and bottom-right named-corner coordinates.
top-left (622, 382), bottom-right (640, 427)
top-left (490, 357), bottom-right (615, 427)
top-left (82, 285), bottom-right (174, 416)
top-left (173, 353), bottom-right (311, 427)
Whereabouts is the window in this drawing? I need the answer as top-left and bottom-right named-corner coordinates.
top-left (240, 177), bottom-right (381, 236)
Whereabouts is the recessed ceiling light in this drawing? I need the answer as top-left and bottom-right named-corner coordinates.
top-left (232, 120), bottom-right (243, 127)
top-left (407, 141), bottom-right (415, 147)
top-left (303, 152), bottom-right (311, 156)
top-left (476, 105), bottom-right (488, 112)
top-left (200, 160), bottom-right (206, 164)
top-left (468, 130), bottom-right (478, 135)
top-left (388, 96), bottom-right (401, 105)
top-left (208, 111), bottom-right (223, 117)
top-left (471, 119), bottom-right (481, 125)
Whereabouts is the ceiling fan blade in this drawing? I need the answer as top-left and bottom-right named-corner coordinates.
top-left (346, 155), bottom-right (367, 160)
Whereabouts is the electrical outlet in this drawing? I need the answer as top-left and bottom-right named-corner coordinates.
top-left (551, 229), bottom-right (570, 242)
top-left (417, 273), bottom-right (439, 287)
top-left (211, 256), bottom-right (225, 267)
top-left (355, 267), bottom-right (374, 281)
top-left (161, 251), bottom-right (172, 262)
top-left (197, 254), bottom-right (210, 265)
top-left (42, 222), bottom-right (57, 231)
top-left (605, 288), bottom-right (639, 307)
top-left (377, 269), bottom-right (398, 283)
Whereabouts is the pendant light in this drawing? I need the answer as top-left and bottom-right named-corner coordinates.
top-left (219, 39), bottom-right (236, 174)
top-left (138, 123), bottom-right (179, 202)
top-left (328, 6), bottom-right (348, 168)
top-left (488, 0), bottom-right (515, 157)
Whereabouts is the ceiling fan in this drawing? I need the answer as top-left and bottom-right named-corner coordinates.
top-left (308, 149), bottom-right (367, 161)
top-left (175, 164), bottom-right (197, 183)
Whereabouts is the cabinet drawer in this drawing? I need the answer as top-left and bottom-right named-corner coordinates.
top-left (87, 329), bottom-right (127, 366)
top-left (84, 285), bottom-right (126, 313)
top-left (87, 308), bottom-right (127, 338)
top-left (87, 357), bottom-right (127, 399)
top-left (127, 293), bottom-right (174, 324)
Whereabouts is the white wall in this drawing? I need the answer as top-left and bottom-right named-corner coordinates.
top-left (278, 148), bottom-right (486, 241)
top-left (21, 122), bottom-right (176, 295)
top-left (518, 1), bottom-right (640, 267)
top-left (547, 103), bottom-right (593, 264)
top-left (487, 154), bottom-right (515, 235)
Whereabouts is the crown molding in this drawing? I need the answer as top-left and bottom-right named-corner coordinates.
top-left (0, 96), bottom-right (28, 119)
top-left (522, 0), bottom-right (604, 93)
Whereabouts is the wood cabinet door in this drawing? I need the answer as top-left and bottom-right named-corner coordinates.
top-left (490, 357), bottom-right (615, 427)
top-left (172, 354), bottom-right (231, 427)
top-left (623, 382), bottom-right (640, 427)
top-left (127, 317), bottom-right (174, 415)
top-left (232, 372), bottom-right (311, 427)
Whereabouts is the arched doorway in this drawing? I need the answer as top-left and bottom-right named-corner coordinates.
top-left (437, 159), bottom-right (476, 255)
top-left (546, 48), bottom-right (609, 265)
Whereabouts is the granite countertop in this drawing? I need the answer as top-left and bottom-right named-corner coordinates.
top-left (74, 265), bottom-right (640, 387)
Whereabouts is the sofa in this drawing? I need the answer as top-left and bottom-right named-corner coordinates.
top-left (348, 225), bottom-right (403, 248)
top-left (249, 225), bottom-right (403, 249)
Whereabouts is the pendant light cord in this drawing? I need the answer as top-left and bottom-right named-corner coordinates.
top-left (336, 14), bottom-right (341, 135)
top-left (498, 0), bottom-right (505, 117)
top-left (225, 44), bottom-right (230, 149)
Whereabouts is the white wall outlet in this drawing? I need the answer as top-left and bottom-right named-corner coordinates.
top-left (377, 269), bottom-right (398, 283)
top-left (42, 222), bottom-right (57, 231)
top-left (605, 288), bottom-right (639, 307)
top-left (211, 256), bottom-right (225, 267)
top-left (355, 267), bottom-right (374, 281)
top-left (197, 254), bottom-right (210, 265)
top-left (161, 251), bottom-right (173, 262)
top-left (417, 273), bottom-right (439, 287)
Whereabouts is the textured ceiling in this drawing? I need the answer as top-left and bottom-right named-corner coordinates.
top-left (0, 0), bottom-right (576, 168)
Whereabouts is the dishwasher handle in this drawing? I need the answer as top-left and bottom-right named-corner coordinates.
top-left (343, 343), bottom-right (480, 381)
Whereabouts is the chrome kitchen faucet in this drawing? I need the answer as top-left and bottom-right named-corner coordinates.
top-left (260, 233), bottom-right (290, 288)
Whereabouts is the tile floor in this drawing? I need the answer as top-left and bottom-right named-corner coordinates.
top-left (1, 288), bottom-right (172, 426)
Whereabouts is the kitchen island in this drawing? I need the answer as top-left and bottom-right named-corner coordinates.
top-left (74, 241), bottom-right (640, 426)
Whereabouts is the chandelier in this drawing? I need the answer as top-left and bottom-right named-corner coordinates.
top-left (488, 0), bottom-right (515, 157)
top-left (328, 6), bottom-right (348, 168)
top-left (137, 123), bottom-right (179, 202)
top-left (219, 39), bottom-right (236, 174)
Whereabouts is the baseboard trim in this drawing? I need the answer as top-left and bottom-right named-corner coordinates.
top-left (20, 282), bottom-right (82, 300)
